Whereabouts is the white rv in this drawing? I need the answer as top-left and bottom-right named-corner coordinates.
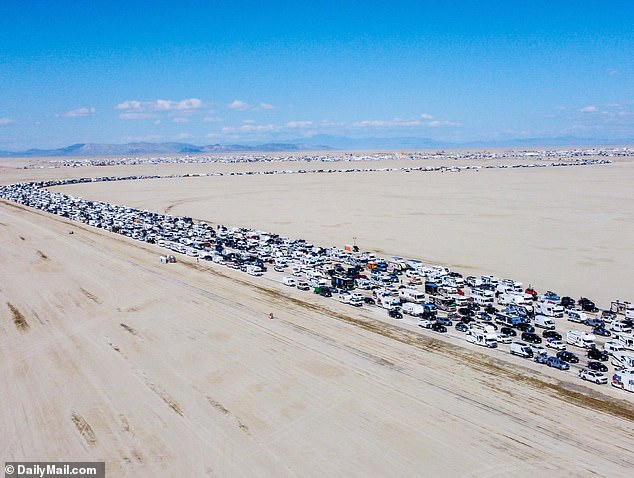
top-left (566, 309), bottom-right (587, 323)
top-left (566, 330), bottom-right (596, 349)
top-left (611, 352), bottom-right (634, 369)
top-left (535, 301), bottom-right (565, 318)
top-left (465, 329), bottom-right (498, 348)
top-left (470, 288), bottom-right (495, 306)
top-left (398, 288), bottom-right (426, 304)
top-left (611, 370), bottom-right (634, 392)
top-left (614, 333), bottom-right (634, 351)
top-left (534, 314), bottom-right (556, 330)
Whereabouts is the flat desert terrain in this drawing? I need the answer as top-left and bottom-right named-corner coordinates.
top-left (2, 155), bottom-right (634, 477)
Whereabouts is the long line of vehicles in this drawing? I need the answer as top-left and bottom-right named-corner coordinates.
top-left (1, 170), bottom-right (633, 394)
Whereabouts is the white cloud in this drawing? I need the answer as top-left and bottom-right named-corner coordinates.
top-left (427, 120), bottom-right (461, 127)
top-left (0, 117), bottom-right (15, 126)
top-left (221, 126), bottom-right (237, 134)
top-left (259, 102), bottom-right (274, 110)
top-left (239, 123), bottom-right (278, 133)
top-left (116, 98), bottom-right (203, 119)
top-left (420, 113), bottom-right (433, 120)
top-left (580, 105), bottom-right (598, 113)
top-left (228, 99), bottom-right (250, 111)
top-left (352, 116), bottom-right (460, 129)
top-left (286, 121), bottom-right (313, 128)
top-left (62, 107), bottom-right (96, 117)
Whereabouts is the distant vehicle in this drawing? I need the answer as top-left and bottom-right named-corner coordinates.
top-left (546, 339), bottom-right (566, 350)
top-left (593, 327), bottom-right (611, 337)
top-left (566, 309), bottom-right (587, 324)
top-left (536, 300), bottom-right (564, 318)
top-left (587, 347), bottom-right (609, 361)
top-left (521, 332), bottom-right (542, 344)
top-left (587, 361), bottom-right (608, 372)
top-left (388, 308), bottom-right (403, 319)
top-left (534, 353), bottom-right (549, 365)
top-left (534, 314), bottom-right (556, 330)
top-left (611, 321), bottom-right (633, 333)
top-left (398, 288), bottom-right (426, 304)
top-left (510, 342), bottom-right (533, 358)
top-left (349, 297), bottom-right (364, 307)
top-left (313, 285), bottom-right (332, 297)
top-left (604, 341), bottom-right (626, 355)
top-left (466, 329), bottom-right (498, 348)
top-left (547, 356), bottom-right (570, 370)
top-left (566, 330), bottom-right (596, 349)
top-left (431, 323), bottom-right (447, 333)
top-left (455, 322), bottom-right (469, 332)
top-left (363, 297), bottom-right (376, 305)
top-left (543, 330), bottom-right (562, 341)
top-left (557, 350), bottom-right (579, 363)
top-left (496, 333), bottom-right (512, 344)
top-left (516, 323), bottom-right (535, 333)
top-left (611, 370), bottom-right (634, 392)
top-left (611, 352), bottom-right (634, 369)
top-left (282, 276), bottom-right (297, 287)
top-left (578, 297), bottom-right (599, 313)
top-left (500, 327), bottom-right (517, 337)
top-left (296, 281), bottom-right (310, 291)
top-left (580, 369), bottom-right (608, 385)
top-left (274, 265), bottom-right (285, 272)
top-left (418, 318), bottom-right (434, 329)
top-left (560, 296), bottom-right (576, 309)
top-left (435, 316), bottom-right (453, 327)
top-left (584, 317), bottom-right (605, 328)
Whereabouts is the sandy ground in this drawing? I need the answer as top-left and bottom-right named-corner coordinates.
top-left (49, 158), bottom-right (634, 309)
top-left (2, 155), bottom-right (634, 477)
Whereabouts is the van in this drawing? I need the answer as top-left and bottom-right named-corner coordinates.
top-left (611, 352), bottom-right (634, 369)
top-left (566, 330), bottom-right (596, 349)
top-left (495, 313), bottom-right (522, 328)
top-left (611, 321), bottom-right (633, 333)
top-left (534, 314), bottom-right (556, 329)
top-left (510, 342), bottom-right (534, 358)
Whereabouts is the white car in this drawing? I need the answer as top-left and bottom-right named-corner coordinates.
top-left (338, 294), bottom-right (351, 304)
top-left (546, 339), bottom-right (567, 350)
top-left (611, 321), bottom-right (633, 333)
top-left (417, 318), bottom-right (434, 329)
top-left (349, 297), bottom-right (364, 307)
top-left (496, 333), bottom-right (512, 344)
top-left (578, 368), bottom-right (608, 384)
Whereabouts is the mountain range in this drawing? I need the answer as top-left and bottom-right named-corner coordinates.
top-left (1, 136), bottom-right (632, 157)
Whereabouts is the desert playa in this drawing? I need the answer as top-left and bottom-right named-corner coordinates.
top-left (2, 155), bottom-right (634, 477)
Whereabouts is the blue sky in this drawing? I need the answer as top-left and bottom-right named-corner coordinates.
top-left (1, 1), bottom-right (633, 149)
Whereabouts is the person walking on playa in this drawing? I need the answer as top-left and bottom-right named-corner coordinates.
top-left (269, 312), bottom-right (274, 320)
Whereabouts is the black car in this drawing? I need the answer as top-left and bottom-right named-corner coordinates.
top-left (431, 323), bottom-right (447, 333)
top-left (455, 322), bottom-right (469, 332)
top-left (521, 332), bottom-right (542, 344)
top-left (578, 297), bottom-right (599, 313)
top-left (500, 326), bottom-right (517, 337)
top-left (516, 322), bottom-right (535, 333)
top-left (484, 305), bottom-right (499, 314)
top-left (543, 330), bottom-right (562, 340)
top-left (587, 347), bottom-right (609, 361)
top-left (388, 308), bottom-right (403, 319)
top-left (363, 297), bottom-right (376, 305)
top-left (458, 307), bottom-right (475, 317)
top-left (560, 296), bottom-right (576, 309)
top-left (593, 326), bottom-right (611, 337)
top-left (557, 350), bottom-right (579, 363)
top-left (587, 361), bottom-right (608, 372)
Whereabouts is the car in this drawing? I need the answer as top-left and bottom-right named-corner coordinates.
top-left (578, 297), bottom-right (599, 313)
top-left (418, 318), bottom-right (434, 329)
top-left (455, 322), bottom-right (469, 332)
top-left (587, 361), bottom-right (608, 372)
top-left (436, 316), bottom-right (453, 326)
top-left (484, 305), bottom-right (499, 314)
top-left (587, 347), bottom-right (609, 361)
top-left (534, 353), bottom-right (549, 364)
top-left (431, 323), bottom-right (447, 333)
top-left (543, 330), bottom-right (562, 340)
top-left (458, 307), bottom-right (475, 317)
top-left (296, 281), bottom-right (310, 291)
top-left (521, 332), bottom-right (542, 344)
top-left (496, 333), bottom-right (512, 344)
top-left (584, 318), bottom-right (605, 328)
top-left (560, 296), bottom-right (576, 309)
top-left (557, 350), bottom-right (579, 363)
top-left (546, 339), bottom-right (566, 350)
top-left (388, 308), bottom-right (403, 319)
top-left (500, 326), bottom-right (517, 337)
top-left (516, 322), bottom-right (535, 333)
top-left (547, 356), bottom-right (570, 370)
top-left (593, 326), bottom-right (611, 337)
top-left (349, 297), bottom-right (363, 307)
top-left (578, 368), bottom-right (608, 384)
top-left (363, 297), bottom-right (376, 305)
top-left (480, 320), bottom-right (498, 330)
